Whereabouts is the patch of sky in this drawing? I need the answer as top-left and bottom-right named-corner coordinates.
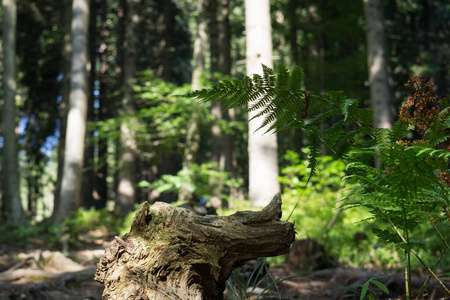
top-left (41, 135), bottom-right (58, 158)
top-left (18, 116), bottom-right (28, 136)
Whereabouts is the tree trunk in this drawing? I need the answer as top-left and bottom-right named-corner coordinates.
top-left (288, 0), bottom-right (299, 67)
top-left (116, 0), bottom-right (140, 214)
top-left (155, 0), bottom-right (172, 80)
top-left (2, 0), bottom-right (24, 225)
top-left (363, 0), bottom-right (395, 129)
top-left (95, 0), bottom-right (109, 208)
top-left (53, 0), bottom-right (73, 218)
top-left (82, 0), bottom-right (98, 208)
top-left (178, 0), bottom-right (207, 203)
top-left (209, 0), bottom-right (235, 207)
top-left (191, 0), bottom-right (208, 92)
top-left (54, 0), bottom-right (90, 225)
top-left (209, 0), bottom-right (232, 170)
top-left (423, 0), bottom-right (440, 96)
top-left (245, 0), bottom-right (280, 207)
top-left (95, 193), bottom-right (295, 300)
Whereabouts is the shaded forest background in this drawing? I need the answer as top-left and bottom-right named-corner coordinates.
top-left (0, 0), bottom-right (449, 273)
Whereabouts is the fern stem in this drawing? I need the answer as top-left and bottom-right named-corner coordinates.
top-left (402, 205), bottom-right (411, 300)
top-left (404, 251), bottom-right (411, 300)
top-left (428, 215), bottom-right (450, 252)
top-left (414, 246), bottom-right (447, 300)
top-left (376, 206), bottom-right (450, 295)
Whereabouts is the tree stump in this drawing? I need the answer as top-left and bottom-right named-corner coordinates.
top-left (95, 193), bottom-right (295, 300)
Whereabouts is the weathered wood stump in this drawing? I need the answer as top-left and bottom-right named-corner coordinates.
top-left (95, 193), bottom-right (295, 300)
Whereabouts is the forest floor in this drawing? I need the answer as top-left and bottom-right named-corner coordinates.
top-left (0, 241), bottom-right (449, 300)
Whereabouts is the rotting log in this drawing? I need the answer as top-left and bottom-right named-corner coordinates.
top-left (95, 193), bottom-right (295, 300)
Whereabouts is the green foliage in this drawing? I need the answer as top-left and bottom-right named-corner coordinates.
top-left (226, 258), bottom-right (295, 300)
top-left (61, 207), bottom-right (122, 242)
top-left (279, 150), bottom-right (397, 268)
top-left (0, 207), bottom-right (122, 248)
top-left (345, 79), bottom-right (450, 286)
top-left (359, 277), bottom-right (390, 300)
top-left (188, 64), bottom-right (373, 180)
top-left (0, 221), bottom-right (59, 247)
top-left (139, 162), bottom-right (243, 203)
top-left (280, 149), bottom-right (350, 237)
top-left (190, 65), bottom-right (450, 296)
top-left (97, 71), bottom-right (206, 156)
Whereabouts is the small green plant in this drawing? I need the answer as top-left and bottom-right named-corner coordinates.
top-left (359, 277), bottom-right (390, 300)
top-left (226, 258), bottom-right (296, 300)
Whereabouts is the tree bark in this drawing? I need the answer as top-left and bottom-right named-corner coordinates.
top-left (363, 0), bottom-right (395, 129)
top-left (288, 0), bottom-right (299, 67)
top-left (2, 0), bottom-right (24, 225)
top-left (178, 0), bottom-right (207, 203)
top-left (210, 0), bottom-right (232, 171)
top-left (191, 0), bottom-right (208, 92)
top-left (82, 0), bottom-right (98, 208)
top-left (116, 0), bottom-right (140, 214)
top-left (245, 0), bottom-right (280, 207)
top-left (209, 0), bottom-right (236, 206)
top-left (95, 193), bottom-right (295, 300)
top-left (53, 0), bottom-right (73, 217)
top-left (54, 0), bottom-right (90, 225)
top-left (95, 0), bottom-right (109, 208)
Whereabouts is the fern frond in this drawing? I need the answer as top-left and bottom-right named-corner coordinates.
top-left (262, 64), bottom-right (276, 89)
top-left (275, 64), bottom-right (290, 90)
top-left (341, 98), bottom-right (358, 121)
top-left (289, 66), bottom-right (305, 92)
top-left (305, 127), bottom-right (321, 181)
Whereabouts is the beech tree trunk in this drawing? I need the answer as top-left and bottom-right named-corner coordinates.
top-left (2, 0), bottom-right (23, 225)
top-left (95, 193), bottom-right (295, 300)
top-left (363, 0), bottom-right (395, 129)
top-left (54, 0), bottom-right (90, 225)
top-left (245, 0), bottom-right (280, 207)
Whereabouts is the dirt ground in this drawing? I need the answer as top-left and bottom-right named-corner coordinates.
top-left (0, 242), bottom-right (448, 300)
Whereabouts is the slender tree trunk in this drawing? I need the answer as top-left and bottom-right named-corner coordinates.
top-left (116, 0), bottom-right (140, 214)
top-left (210, 0), bottom-right (232, 170)
top-left (288, 0), bottom-right (299, 67)
top-left (95, 0), bottom-right (109, 208)
top-left (216, 0), bottom-right (233, 177)
top-left (54, 0), bottom-right (73, 218)
top-left (155, 1), bottom-right (172, 80)
top-left (54, 0), bottom-right (90, 225)
top-left (153, 0), bottom-right (181, 202)
top-left (191, 0), bottom-right (208, 91)
top-left (82, 0), bottom-right (99, 209)
top-left (363, 0), bottom-right (395, 129)
top-left (178, 0), bottom-right (207, 203)
top-left (2, 0), bottom-right (24, 225)
top-left (209, 0), bottom-right (235, 206)
top-left (245, 0), bottom-right (280, 207)
top-left (423, 0), bottom-right (440, 96)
